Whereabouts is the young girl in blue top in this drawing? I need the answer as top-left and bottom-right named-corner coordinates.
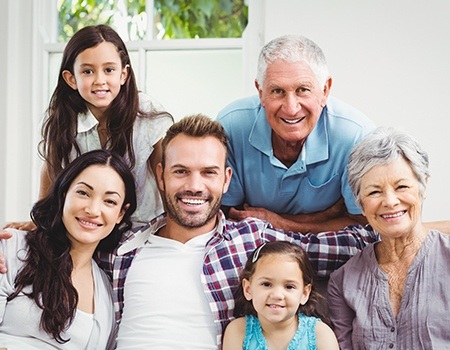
top-left (223, 241), bottom-right (339, 350)
top-left (4, 24), bottom-right (172, 231)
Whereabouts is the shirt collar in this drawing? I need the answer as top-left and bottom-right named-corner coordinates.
top-left (117, 212), bottom-right (227, 255)
top-left (77, 109), bottom-right (99, 133)
top-left (304, 107), bottom-right (329, 164)
top-left (248, 103), bottom-right (329, 166)
top-left (117, 215), bottom-right (166, 255)
top-left (248, 106), bottom-right (272, 157)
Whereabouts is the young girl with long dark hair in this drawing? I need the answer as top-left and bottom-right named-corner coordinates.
top-left (5, 24), bottom-right (172, 232)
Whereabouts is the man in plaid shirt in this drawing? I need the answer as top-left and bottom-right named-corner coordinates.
top-left (97, 114), bottom-right (378, 349)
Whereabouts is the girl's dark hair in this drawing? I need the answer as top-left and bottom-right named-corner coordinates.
top-left (233, 241), bottom-right (330, 324)
top-left (8, 150), bottom-right (137, 343)
top-left (40, 24), bottom-right (170, 182)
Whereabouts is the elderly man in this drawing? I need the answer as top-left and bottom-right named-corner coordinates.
top-left (217, 35), bottom-right (375, 233)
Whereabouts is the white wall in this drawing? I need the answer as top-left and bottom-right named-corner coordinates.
top-left (0, 2), bottom-right (8, 225)
top-left (247, 0), bottom-right (450, 222)
top-left (1, 1), bottom-right (34, 224)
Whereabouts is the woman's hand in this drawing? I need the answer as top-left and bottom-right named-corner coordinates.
top-left (3, 221), bottom-right (36, 231)
top-left (0, 228), bottom-right (13, 273)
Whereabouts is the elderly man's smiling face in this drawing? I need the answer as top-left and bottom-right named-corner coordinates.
top-left (256, 59), bottom-right (331, 148)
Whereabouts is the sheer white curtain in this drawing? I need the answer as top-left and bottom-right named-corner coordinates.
top-left (1, 0), bottom-right (39, 224)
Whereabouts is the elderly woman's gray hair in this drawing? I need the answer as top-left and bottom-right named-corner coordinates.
top-left (347, 126), bottom-right (430, 209)
top-left (255, 35), bottom-right (329, 87)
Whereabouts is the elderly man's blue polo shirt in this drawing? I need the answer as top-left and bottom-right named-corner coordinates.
top-left (217, 95), bottom-right (375, 215)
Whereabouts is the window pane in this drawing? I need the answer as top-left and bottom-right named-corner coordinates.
top-left (57, 0), bottom-right (248, 42)
top-left (145, 49), bottom-right (244, 120)
top-left (48, 52), bottom-right (63, 100)
top-left (154, 0), bottom-right (248, 39)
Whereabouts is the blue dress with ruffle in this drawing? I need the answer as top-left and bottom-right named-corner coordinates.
top-left (243, 313), bottom-right (319, 350)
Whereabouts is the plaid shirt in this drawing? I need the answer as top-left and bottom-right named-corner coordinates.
top-left (97, 211), bottom-right (378, 347)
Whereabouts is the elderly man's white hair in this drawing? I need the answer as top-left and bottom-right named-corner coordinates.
top-left (256, 35), bottom-right (329, 87)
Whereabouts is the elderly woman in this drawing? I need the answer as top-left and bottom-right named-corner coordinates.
top-left (327, 127), bottom-right (450, 349)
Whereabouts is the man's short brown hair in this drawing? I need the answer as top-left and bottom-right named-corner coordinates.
top-left (161, 114), bottom-right (228, 168)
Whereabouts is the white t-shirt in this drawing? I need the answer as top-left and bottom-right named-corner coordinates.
top-left (0, 229), bottom-right (115, 350)
top-left (116, 230), bottom-right (217, 349)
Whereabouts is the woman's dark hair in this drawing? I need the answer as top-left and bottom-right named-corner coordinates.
top-left (8, 150), bottom-right (137, 343)
top-left (39, 24), bottom-right (170, 182)
top-left (233, 241), bottom-right (330, 324)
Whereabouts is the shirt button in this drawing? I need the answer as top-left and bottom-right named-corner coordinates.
top-left (389, 344), bottom-right (394, 349)
top-left (390, 327), bottom-right (395, 332)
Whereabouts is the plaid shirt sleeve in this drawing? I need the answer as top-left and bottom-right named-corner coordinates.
top-left (261, 223), bottom-right (379, 277)
top-left (95, 250), bottom-right (114, 281)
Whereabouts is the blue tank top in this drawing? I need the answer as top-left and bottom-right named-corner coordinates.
top-left (243, 313), bottom-right (319, 350)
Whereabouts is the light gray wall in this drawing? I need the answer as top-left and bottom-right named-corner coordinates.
top-left (246, 0), bottom-right (450, 222)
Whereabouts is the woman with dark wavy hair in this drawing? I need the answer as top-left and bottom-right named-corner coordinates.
top-left (0, 149), bottom-right (136, 349)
